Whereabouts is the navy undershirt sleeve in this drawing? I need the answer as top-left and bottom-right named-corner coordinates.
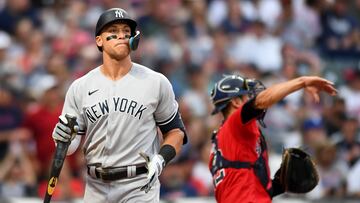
top-left (241, 97), bottom-right (265, 124)
top-left (157, 110), bottom-right (188, 144)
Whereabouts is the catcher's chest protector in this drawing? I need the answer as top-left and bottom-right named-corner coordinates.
top-left (210, 130), bottom-right (273, 196)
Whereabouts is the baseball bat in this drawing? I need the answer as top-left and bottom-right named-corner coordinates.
top-left (43, 114), bottom-right (77, 203)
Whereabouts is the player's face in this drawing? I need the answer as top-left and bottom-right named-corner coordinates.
top-left (96, 23), bottom-right (132, 60)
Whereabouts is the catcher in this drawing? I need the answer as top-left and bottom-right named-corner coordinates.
top-left (209, 75), bottom-right (337, 202)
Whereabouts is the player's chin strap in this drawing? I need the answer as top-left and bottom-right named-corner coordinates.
top-left (106, 30), bottom-right (141, 51)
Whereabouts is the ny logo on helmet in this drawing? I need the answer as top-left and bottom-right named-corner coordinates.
top-left (115, 9), bottom-right (124, 18)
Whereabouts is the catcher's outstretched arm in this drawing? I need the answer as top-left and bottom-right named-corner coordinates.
top-left (254, 76), bottom-right (337, 109)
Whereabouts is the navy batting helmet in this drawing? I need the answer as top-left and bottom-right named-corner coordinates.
top-left (210, 75), bottom-right (266, 115)
top-left (95, 8), bottom-right (140, 51)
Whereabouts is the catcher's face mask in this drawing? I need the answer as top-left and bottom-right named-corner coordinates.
top-left (210, 75), bottom-right (266, 115)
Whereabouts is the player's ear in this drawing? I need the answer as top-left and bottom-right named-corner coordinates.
top-left (231, 97), bottom-right (243, 108)
top-left (96, 35), bottom-right (103, 49)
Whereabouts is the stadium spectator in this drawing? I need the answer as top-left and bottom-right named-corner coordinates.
top-left (22, 75), bottom-right (83, 178)
top-left (220, 0), bottom-right (251, 35)
top-left (318, 0), bottom-right (360, 58)
top-left (273, 0), bottom-right (322, 50)
top-left (347, 159), bottom-right (360, 197)
top-left (301, 118), bottom-right (327, 156)
top-left (338, 68), bottom-right (360, 122)
top-left (0, 140), bottom-right (37, 197)
top-left (190, 140), bottom-right (213, 196)
top-left (0, 0), bottom-right (41, 34)
top-left (229, 20), bottom-right (283, 73)
top-left (323, 97), bottom-right (347, 135)
top-left (307, 141), bottom-right (348, 199)
top-left (0, 85), bottom-right (27, 162)
top-left (333, 116), bottom-right (360, 167)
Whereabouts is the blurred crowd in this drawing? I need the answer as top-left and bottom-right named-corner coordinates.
top-left (0, 0), bottom-right (360, 201)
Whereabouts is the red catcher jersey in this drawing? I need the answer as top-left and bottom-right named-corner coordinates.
top-left (209, 104), bottom-right (271, 203)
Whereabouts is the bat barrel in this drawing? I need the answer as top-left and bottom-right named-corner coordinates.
top-left (43, 141), bottom-right (70, 203)
top-left (43, 114), bottom-right (77, 203)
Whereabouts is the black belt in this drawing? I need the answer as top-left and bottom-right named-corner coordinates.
top-left (87, 163), bottom-right (148, 181)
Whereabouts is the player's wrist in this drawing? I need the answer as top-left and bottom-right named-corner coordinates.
top-left (158, 144), bottom-right (176, 165)
top-left (298, 76), bottom-right (307, 88)
top-left (155, 154), bottom-right (165, 172)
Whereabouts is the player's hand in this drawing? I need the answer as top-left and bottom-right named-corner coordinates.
top-left (52, 115), bottom-right (79, 143)
top-left (302, 76), bottom-right (337, 103)
top-left (139, 152), bottom-right (165, 193)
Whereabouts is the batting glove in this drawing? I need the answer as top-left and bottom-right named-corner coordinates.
top-left (52, 115), bottom-right (79, 143)
top-left (139, 152), bottom-right (165, 193)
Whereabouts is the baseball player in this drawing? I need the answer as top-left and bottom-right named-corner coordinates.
top-left (209, 75), bottom-right (337, 202)
top-left (51, 8), bottom-right (187, 203)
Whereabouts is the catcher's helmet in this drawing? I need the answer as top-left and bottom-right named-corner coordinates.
top-left (210, 75), bottom-right (265, 115)
top-left (95, 8), bottom-right (139, 51)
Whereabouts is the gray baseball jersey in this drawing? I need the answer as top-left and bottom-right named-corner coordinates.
top-left (62, 62), bottom-right (178, 167)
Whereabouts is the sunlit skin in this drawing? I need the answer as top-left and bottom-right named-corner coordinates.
top-left (95, 22), bottom-right (133, 80)
top-left (223, 76), bottom-right (338, 119)
top-left (96, 23), bottom-right (131, 58)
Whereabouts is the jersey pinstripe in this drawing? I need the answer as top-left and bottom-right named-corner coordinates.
top-left (62, 62), bottom-right (178, 167)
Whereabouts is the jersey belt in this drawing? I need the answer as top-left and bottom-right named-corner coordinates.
top-left (87, 163), bottom-right (148, 181)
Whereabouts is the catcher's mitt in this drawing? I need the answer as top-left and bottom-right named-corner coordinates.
top-left (279, 148), bottom-right (319, 193)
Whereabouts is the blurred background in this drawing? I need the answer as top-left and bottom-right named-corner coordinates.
top-left (0, 0), bottom-right (360, 202)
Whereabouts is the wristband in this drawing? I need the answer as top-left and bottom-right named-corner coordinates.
top-left (159, 144), bottom-right (176, 165)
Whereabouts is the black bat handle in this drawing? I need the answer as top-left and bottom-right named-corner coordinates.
top-left (64, 114), bottom-right (78, 135)
top-left (44, 114), bottom-right (77, 203)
